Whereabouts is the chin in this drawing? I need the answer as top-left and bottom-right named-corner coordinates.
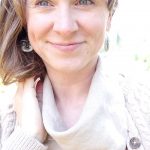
top-left (46, 61), bottom-right (84, 74)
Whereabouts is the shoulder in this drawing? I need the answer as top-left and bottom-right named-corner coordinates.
top-left (117, 70), bottom-right (150, 121)
top-left (117, 72), bottom-right (150, 112)
top-left (0, 83), bottom-right (17, 144)
top-left (118, 73), bottom-right (150, 149)
top-left (100, 53), bottom-right (150, 149)
top-left (100, 52), bottom-right (150, 110)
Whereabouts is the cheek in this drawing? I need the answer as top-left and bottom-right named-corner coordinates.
top-left (79, 14), bottom-right (108, 51)
top-left (26, 14), bottom-right (52, 43)
top-left (26, 14), bottom-right (53, 55)
top-left (77, 11), bottom-right (108, 38)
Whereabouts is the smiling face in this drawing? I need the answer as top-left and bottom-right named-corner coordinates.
top-left (25, 0), bottom-right (111, 74)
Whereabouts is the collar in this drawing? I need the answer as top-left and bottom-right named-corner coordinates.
top-left (42, 57), bottom-right (128, 150)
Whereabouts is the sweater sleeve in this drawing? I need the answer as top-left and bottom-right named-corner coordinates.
top-left (0, 103), bottom-right (48, 150)
top-left (1, 128), bottom-right (47, 150)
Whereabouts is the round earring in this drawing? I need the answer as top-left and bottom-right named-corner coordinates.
top-left (20, 39), bottom-right (33, 52)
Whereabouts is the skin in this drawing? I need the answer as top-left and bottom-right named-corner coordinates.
top-left (14, 79), bottom-right (47, 142)
top-left (26, 0), bottom-right (111, 75)
top-left (14, 0), bottom-right (111, 142)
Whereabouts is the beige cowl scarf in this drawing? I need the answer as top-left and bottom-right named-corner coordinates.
top-left (42, 58), bottom-right (128, 150)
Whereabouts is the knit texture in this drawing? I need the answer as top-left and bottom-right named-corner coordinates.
top-left (1, 128), bottom-right (47, 150)
top-left (0, 58), bottom-right (150, 150)
top-left (118, 74), bottom-right (150, 150)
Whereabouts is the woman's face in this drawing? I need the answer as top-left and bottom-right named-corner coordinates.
top-left (26, 0), bottom-right (111, 73)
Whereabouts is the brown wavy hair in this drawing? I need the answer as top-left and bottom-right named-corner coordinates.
top-left (0, 0), bottom-right (118, 85)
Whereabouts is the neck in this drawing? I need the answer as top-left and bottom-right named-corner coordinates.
top-left (46, 58), bottom-right (98, 104)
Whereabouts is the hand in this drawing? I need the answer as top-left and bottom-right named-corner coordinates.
top-left (14, 78), bottom-right (47, 143)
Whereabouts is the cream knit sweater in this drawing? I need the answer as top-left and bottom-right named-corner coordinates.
top-left (0, 59), bottom-right (150, 150)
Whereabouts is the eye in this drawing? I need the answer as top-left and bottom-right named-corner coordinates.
top-left (36, 0), bottom-right (50, 7)
top-left (75, 0), bottom-right (94, 6)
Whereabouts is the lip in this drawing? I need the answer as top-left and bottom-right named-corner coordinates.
top-left (49, 41), bottom-right (85, 52)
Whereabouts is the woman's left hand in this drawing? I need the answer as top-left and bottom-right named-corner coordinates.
top-left (14, 77), bottom-right (47, 143)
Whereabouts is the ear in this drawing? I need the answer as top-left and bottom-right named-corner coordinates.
top-left (106, 14), bottom-right (112, 31)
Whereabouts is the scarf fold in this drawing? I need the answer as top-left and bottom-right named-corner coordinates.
top-left (42, 58), bottom-right (127, 150)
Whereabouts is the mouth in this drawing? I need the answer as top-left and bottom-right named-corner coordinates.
top-left (49, 41), bottom-right (85, 52)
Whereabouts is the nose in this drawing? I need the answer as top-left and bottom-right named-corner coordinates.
top-left (53, 7), bottom-right (78, 36)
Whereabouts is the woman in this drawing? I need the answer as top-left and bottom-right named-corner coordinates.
top-left (0, 0), bottom-right (150, 149)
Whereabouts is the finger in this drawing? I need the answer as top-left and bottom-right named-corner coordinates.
top-left (22, 77), bottom-right (40, 110)
top-left (24, 77), bottom-right (35, 90)
top-left (23, 77), bottom-right (37, 99)
top-left (36, 80), bottom-right (43, 112)
top-left (13, 82), bottom-right (24, 111)
top-left (25, 77), bottom-right (43, 112)
top-left (13, 82), bottom-right (24, 125)
top-left (36, 79), bottom-right (43, 102)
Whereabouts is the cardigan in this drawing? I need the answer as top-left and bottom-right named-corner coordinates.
top-left (0, 58), bottom-right (150, 150)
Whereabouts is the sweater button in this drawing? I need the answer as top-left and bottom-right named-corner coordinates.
top-left (129, 137), bottom-right (141, 149)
